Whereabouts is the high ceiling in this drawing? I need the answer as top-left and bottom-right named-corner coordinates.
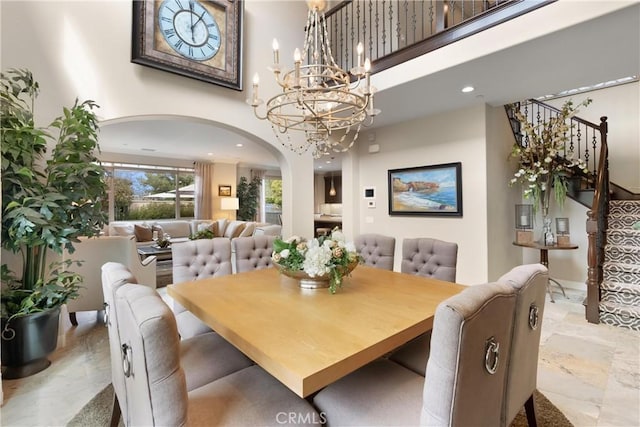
top-left (98, 3), bottom-right (639, 173)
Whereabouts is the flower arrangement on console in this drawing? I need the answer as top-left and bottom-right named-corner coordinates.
top-left (272, 228), bottom-right (360, 294)
top-left (509, 98), bottom-right (592, 216)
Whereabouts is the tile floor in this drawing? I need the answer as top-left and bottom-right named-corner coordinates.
top-left (1, 284), bottom-right (638, 426)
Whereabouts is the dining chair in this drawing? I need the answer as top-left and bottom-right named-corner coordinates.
top-left (498, 263), bottom-right (549, 427)
top-left (101, 262), bottom-right (254, 426)
top-left (171, 238), bottom-right (233, 338)
top-left (231, 235), bottom-right (276, 273)
top-left (113, 283), bottom-right (321, 426)
top-left (354, 233), bottom-right (396, 271)
top-left (389, 237), bottom-right (459, 375)
top-left (313, 281), bottom-right (516, 426)
top-left (400, 237), bottom-right (458, 281)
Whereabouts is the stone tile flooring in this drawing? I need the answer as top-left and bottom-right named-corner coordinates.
top-left (1, 284), bottom-right (638, 426)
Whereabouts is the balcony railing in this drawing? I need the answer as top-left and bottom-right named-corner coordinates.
top-left (324, 0), bottom-right (554, 74)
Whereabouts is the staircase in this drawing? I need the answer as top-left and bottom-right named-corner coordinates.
top-left (600, 200), bottom-right (640, 330)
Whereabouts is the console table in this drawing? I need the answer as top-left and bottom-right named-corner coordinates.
top-left (513, 241), bottom-right (578, 303)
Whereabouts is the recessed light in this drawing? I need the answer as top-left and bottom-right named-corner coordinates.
top-left (318, 166), bottom-right (323, 169)
top-left (207, 152), bottom-right (213, 156)
top-left (236, 143), bottom-right (243, 147)
top-left (326, 160), bottom-right (331, 164)
top-left (462, 86), bottom-right (475, 93)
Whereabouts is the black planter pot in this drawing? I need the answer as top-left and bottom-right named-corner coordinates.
top-left (1, 306), bottom-right (61, 379)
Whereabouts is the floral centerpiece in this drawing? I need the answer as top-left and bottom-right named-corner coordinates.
top-left (272, 228), bottom-right (360, 293)
top-left (509, 98), bottom-right (592, 216)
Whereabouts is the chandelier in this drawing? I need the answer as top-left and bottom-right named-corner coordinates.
top-left (248, 0), bottom-right (380, 159)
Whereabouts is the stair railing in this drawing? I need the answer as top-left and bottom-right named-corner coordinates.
top-left (507, 99), bottom-right (604, 189)
top-left (323, 0), bottom-right (554, 75)
top-left (586, 117), bottom-right (609, 324)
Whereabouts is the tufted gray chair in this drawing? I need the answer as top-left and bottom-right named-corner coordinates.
top-left (171, 238), bottom-right (233, 338)
top-left (313, 281), bottom-right (517, 426)
top-left (390, 237), bottom-right (459, 375)
top-left (354, 233), bottom-right (396, 271)
top-left (101, 262), bottom-right (253, 426)
top-left (498, 264), bottom-right (549, 427)
top-left (113, 283), bottom-right (320, 426)
top-left (401, 237), bottom-right (458, 281)
top-left (232, 235), bottom-right (276, 273)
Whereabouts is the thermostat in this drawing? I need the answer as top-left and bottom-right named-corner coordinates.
top-left (364, 186), bottom-right (375, 199)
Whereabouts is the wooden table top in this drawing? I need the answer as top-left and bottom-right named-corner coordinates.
top-left (512, 241), bottom-right (578, 250)
top-left (168, 265), bottom-right (465, 397)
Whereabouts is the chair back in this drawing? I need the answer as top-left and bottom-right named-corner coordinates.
top-left (114, 284), bottom-right (188, 426)
top-left (172, 238), bottom-right (232, 283)
top-left (498, 264), bottom-right (549, 425)
top-left (401, 237), bottom-right (458, 282)
top-left (101, 262), bottom-right (139, 424)
top-left (422, 282), bottom-right (516, 427)
top-left (232, 235), bottom-right (276, 273)
top-left (354, 233), bottom-right (396, 271)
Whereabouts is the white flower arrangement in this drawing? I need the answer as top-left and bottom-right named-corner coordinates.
top-left (509, 98), bottom-right (591, 215)
top-left (272, 228), bottom-right (359, 293)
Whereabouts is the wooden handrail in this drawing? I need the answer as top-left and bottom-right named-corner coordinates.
top-left (585, 116), bottom-right (609, 324)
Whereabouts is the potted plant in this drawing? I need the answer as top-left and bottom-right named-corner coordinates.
top-left (1, 69), bottom-right (108, 378)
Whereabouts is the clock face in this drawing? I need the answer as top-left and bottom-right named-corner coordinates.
top-left (158, 0), bottom-right (221, 61)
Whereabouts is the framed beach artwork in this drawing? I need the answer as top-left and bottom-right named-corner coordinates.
top-left (388, 162), bottom-right (463, 217)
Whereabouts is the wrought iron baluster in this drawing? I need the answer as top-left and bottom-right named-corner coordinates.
top-left (368, 0), bottom-right (373, 60)
top-left (356, 1), bottom-right (361, 65)
top-left (381, 0), bottom-right (386, 56)
top-left (577, 122), bottom-right (584, 166)
top-left (388, 0), bottom-right (393, 55)
top-left (592, 127), bottom-right (598, 174)
top-left (412, 0), bottom-right (417, 45)
top-left (428, 0), bottom-right (434, 36)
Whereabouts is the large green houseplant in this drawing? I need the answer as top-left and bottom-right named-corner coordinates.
top-left (237, 176), bottom-right (261, 221)
top-left (1, 69), bottom-right (108, 377)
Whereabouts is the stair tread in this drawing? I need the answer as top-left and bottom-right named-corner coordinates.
top-left (607, 229), bottom-right (640, 235)
top-left (605, 244), bottom-right (640, 251)
top-left (602, 280), bottom-right (640, 293)
top-left (600, 300), bottom-right (640, 316)
top-left (603, 262), bottom-right (640, 272)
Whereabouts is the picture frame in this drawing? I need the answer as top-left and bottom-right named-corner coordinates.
top-left (388, 162), bottom-right (463, 217)
top-left (131, 0), bottom-right (243, 90)
top-left (218, 185), bottom-right (232, 196)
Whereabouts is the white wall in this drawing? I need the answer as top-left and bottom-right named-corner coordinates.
top-left (354, 105), bottom-right (489, 285)
top-left (486, 105), bottom-right (524, 280)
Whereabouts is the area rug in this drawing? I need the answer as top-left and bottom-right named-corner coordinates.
top-left (68, 385), bottom-right (572, 426)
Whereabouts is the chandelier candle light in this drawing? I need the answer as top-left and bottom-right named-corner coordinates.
top-left (248, 0), bottom-right (380, 158)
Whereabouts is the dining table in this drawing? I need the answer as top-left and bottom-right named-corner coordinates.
top-left (167, 265), bottom-right (465, 398)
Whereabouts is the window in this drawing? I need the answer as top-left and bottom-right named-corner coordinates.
top-left (103, 162), bottom-right (194, 222)
top-left (263, 176), bottom-right (282, 225)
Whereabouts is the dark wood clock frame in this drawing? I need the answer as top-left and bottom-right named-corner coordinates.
top-left (131, 0), bottom-right (243, 90)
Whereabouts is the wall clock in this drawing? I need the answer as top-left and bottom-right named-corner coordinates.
top-left (132, 0), bottom-right (243, 90)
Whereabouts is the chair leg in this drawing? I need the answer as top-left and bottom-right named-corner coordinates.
top-left (109, 392), bottom-right (121, 427)
top-left (69, 312), bottom-right (78, 326)
top-left (524, 394), bottom-right (537, 427)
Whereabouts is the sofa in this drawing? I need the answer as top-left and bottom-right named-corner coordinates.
top-left (107, 219), bottom-right (281, 247)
